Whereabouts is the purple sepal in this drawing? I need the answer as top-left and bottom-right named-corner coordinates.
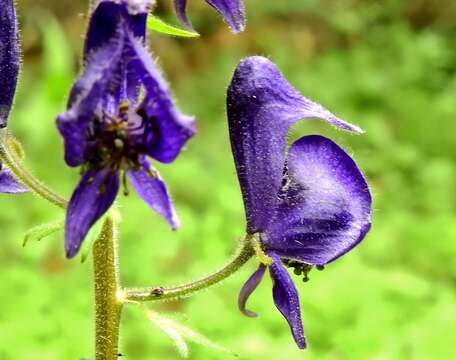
top-left (57, 42), bottom-right (124, 167)
top-left (263, 135), bottom-right (372, 266)
top-left (238, 264), bottom-right (266, 317)
top-left (128, 36), bottom-right (196, 163)
top-left (0, 166), bottom-right (28, 194)
top-left (0, 0), bottom-right (20, 128)
top-left (65, 169), bottom-right (119, 258)
top-left (173, 0), bottom-right (245, 33)
top-left (205, 0), bottom-right (245, 33)
top-left (269, 254), bottom-right (307, 349)
top-left (173, 0), bottom-right (194, 31)
top-left (128, 159), bottom-right (180, 230)
top-left (228, 56), bottom-right (363, 234)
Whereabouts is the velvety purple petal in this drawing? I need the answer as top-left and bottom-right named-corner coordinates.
top-left (57, 41), bottom-right (124, 167)
top-left (128, 160), bottom-right (180, 229)
top-left (228, 56), bottom-right (362, 234)
top-left (173, 0), bottom-right (194, 31)
top-left (0, 0), bottom-right (20, 128)
top-left (238, 264), bottom-right (266, 318)
top-left (0, 165), bottom-right (28, 194)
top-left (65, 169), bottom-right (119, 258)
top-left (127, 35), bottom-right (195, 163)
top-left (263, 135), bottom-right (372, 266)
top-left (85, 1), bottom-right (148, 56)
top-left (269, 254), bottom-right (306, 349)
top-left (206, 0), bottom-right (245, 33)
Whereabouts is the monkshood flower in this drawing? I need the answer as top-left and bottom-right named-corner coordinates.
top-left (228, 57), bottom-right (372, 349)
top-left (0, 0), bottom-right (27, 194)
top-left (57, 0), bottom-right (195, 258)
top-left (173, 0), bottom-right (245, 33)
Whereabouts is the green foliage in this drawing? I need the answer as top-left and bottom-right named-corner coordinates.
top-left (1, 0), bottom-right (456, 359)
top-left (147, 16), bottom-right (200, 38)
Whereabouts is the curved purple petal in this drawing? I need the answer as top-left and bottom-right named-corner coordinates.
top-left (238, 264), bottom-right (266, 318)
top-left (127, 35), bottom-right (195, 163)
top-left (228, 56), bottom-right (362, 234)
top-left (0, 0), bottom-right (20, 128)
top-left (65, 169), bottom-right (119, 258)
top-left (57, 41), bottom-right (124, 167)
top-left (173, 0), bottom-right (194, 31)
top-left (128, 160), bottom-right (180, 229)
top-left (269, 254), bottom-right (306, 349)
top-left (0, 165), bottom-right (28, 194)
top-left (263, 135), bottom-right (372, 266)
top-left (85, 1), bottom-right (148, 56)
top-left (206, 0), bottom-right (245, 33)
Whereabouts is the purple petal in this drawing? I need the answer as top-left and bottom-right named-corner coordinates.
top-left (0, 165), bottom-right (28, 194)
top-left (57, 41), bottom-right (124, 167)
top-left (128, 160), bottom-right (180, 229)
top-left (173, 0), bottom-right (194, 31)
top-left (228, 56), bottom-right (362, 234)
top-left (238, 264), bottom-right (266, 318)
top-left (85, 1), bottom-right (148, 56)
top-left (65, 169), bottom-right (119, 258)
top-left (206, 0), bottom-right (245, 33)
top-left (127, 35), bottom-right (196, 163)
top-left (263, 135), bottom-right (372, 266)
top-left (269, 254), bottom-right (306, 349)
top-left (0, 0), bottom-right (20, 128)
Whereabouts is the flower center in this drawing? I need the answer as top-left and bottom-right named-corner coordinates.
top-left (84, 100), bottom-right (145, 173)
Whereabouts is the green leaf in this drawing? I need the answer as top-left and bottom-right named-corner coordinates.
top-left (23, 220), bottom-right (64, 247)
top-left (147, 16), bottom-right (199, 38)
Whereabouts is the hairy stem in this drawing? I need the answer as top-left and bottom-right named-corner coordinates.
top-left (93, 216), bottom-right (123, 360)
top-left (123, 236), bottom-right (254, 302)
top-left (0, 130), bottom-right (67, 208)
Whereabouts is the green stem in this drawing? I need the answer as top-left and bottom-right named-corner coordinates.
top-left (0, 130), bottom-right (67, 209)
top-left (123, 237), bottom-right (254, 302)
top-left (93, 216), bottom-right (123, 360)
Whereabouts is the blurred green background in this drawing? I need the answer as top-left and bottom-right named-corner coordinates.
top-left (1, 0), bottom-right (456, 359)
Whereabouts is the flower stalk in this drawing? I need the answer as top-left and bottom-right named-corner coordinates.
top-left (93, 215), bottom-right (123, 360)
top-left (123, 236), bottom-right (254, 302)
top-left (0, 130), bottom-right (67, 208)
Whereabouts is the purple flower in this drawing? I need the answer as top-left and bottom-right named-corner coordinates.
top-left (173, 0), bottom-right (245, 33)
top-left (228, 57), bottom-right (372, 349)
top-left (57, 0), bottom-right (195, 258)
top-left (0, 0), bottom-right (27, 194)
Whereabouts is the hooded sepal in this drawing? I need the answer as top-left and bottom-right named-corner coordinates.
top-left (228, 56), bottom-right (362, 234)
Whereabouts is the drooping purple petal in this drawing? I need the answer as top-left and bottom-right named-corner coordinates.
top-left (227, 56), bottom-right (362, 234)
top-left (263, 135), bottom-right (372, 266)
top-left (173, 0), bottom-right (194, 31)
top-left (206, 0), bottom-right (245, 33)
top-left (65, 169), bottom-right (119, 258)
top-left (238, 264), bottom-right (266, 318)
top-left (57, 41), bottom-right (124, 167)
top-left (0, 0), bottom-right (20, 128)
top-left (0, 165), bottom-right (28, 194)
top-left (128, 160), bottom-right (180, 229)
top-left (269, 254), bottom-right (306, 349)
top-left (127, 35), bottom-right (196, 163)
